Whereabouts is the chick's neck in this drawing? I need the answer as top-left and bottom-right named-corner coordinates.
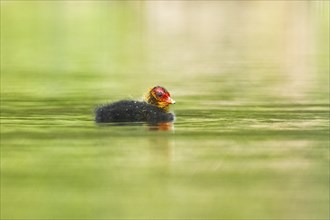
top-left (145, 94), bottom-right (170, 112)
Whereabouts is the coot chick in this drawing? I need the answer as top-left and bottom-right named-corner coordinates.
top-left (95, 86), bottom-right (175, 123)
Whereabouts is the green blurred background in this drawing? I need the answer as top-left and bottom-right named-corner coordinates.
top-left (1, 1), bottom-right (329, 219)
top-left (1, 1), bottom-right (329, 98)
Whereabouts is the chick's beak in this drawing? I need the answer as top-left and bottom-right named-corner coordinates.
top-left (166, 97), bottom-right (176, 104)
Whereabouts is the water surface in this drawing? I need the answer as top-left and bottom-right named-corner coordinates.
top-left (1, 1), bottom-right (329, 219)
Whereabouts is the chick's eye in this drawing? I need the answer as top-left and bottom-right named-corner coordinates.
top-left (156, 92), bottom-right (163, 97)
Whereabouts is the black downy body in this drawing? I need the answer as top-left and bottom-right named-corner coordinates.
top-left (95, 100), bottom-right (174, 123)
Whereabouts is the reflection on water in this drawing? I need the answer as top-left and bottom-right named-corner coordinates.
top-left (1, 1), bottom-right (329, 219)
top-left (95, 122), bottom-right (175, 131)
top-left (147, 122), bottom-right (174, 131)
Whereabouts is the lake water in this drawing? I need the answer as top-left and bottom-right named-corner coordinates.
top-left (1, 1), bottom-right (329, 219)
